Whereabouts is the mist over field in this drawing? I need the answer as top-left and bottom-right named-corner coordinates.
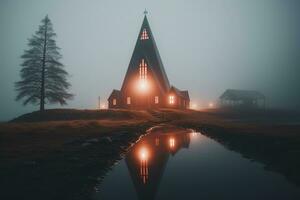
top-left (1, 0), bottom-right (300, 121)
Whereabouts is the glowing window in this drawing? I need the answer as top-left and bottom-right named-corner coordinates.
top-left (139, 59), bottom-right (147, 81)
top-left (113, 99), bottom-right (116, 105)
top-left (139, 59), bottom-right (148, 92)
top-left (127, 97), bottom-right (131, 105)
top-left (169, 137), bottom-right (175, 148)
top-left (169, 95), bottom-right (175, 104)
top-left (140, 28), bottom-right (149, 40)
top-left (155, 96), bottom-right (159, 104)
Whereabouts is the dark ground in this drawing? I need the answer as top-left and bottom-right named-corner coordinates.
top-left (0, 108), bottom-right (300, 200)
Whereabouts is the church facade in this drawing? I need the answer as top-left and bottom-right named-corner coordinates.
top-left (108, 15), bottom-right (190, 109)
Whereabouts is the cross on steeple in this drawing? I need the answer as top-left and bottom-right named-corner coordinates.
top-left (144, 9), bottom-right (148, 15)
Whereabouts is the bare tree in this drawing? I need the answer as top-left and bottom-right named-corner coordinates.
top-left (15, 15), bottom-right (73, 111)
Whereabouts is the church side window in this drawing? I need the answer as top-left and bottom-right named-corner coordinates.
top-left (169, 95), bottom-right (175, 104)
top-left (127, 97), bottom-right (131, 105)
top-left (155, 96), bottom-right (159, 104)
top-left (140, 28), bottom-right (149, 40)
top-left (113, 99), bottom-right (117, 105)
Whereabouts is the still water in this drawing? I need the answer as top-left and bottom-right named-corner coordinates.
top-left (94, 126), bottom-right (300, 200)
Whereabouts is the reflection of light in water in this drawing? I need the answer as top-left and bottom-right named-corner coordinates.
top-left (155, 138), bottom-right (159, 146)
top-left (169, 137), bottom-right (175, 148)
top-left (191, 132), bottom-right (197, 137)
top-left (139, 147), bottom-right (149, 184)
top-left (140, 147), bottom-right (148, 161)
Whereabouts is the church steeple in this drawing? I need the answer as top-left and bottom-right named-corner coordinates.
top-left (143, 9), bottom-right (148, 16)
top-left (139, 15), bottom-right (151, 41)
top-left (121, 13), bottom-right (170, 93)
top-left (108, 12), bottom-right (190, 109)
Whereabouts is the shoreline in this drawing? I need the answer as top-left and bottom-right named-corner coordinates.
top-left (1, 108), bottom-right (300, 199)
top-left (0, 119), bottom-right (154, 200)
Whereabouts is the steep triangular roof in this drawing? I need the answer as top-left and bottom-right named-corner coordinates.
top-left (108, 89), bottom-right (121, 100)
top-left (121, 15), bottom-right (170, 94)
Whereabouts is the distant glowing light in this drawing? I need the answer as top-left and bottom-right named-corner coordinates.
top-left (209, 102), bottom-right (214, 108)
top-left (101, 104), bottom-right (106, 109)
top-left (191, 103), bottom-right (198, 110)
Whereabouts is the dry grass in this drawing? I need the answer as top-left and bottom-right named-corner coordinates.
top-left (1, 108), bottom-right (299, 163)
top-left (1, 108), bottom-right (300, 199)
top-left (0, 117), bottom-right (152, 163)
top-left (10, 108), bottom-right (155, 122)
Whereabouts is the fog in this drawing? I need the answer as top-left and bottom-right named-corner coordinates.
top-left (0, 0), bottom-right (299, 121)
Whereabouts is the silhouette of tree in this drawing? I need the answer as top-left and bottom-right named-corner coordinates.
top-left (15, 15), bottom-right (73, 111)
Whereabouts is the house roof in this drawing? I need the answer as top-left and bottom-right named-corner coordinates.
top-left (121, 15), bottom-right (170, 94)
top-left (108, 89), bottom-right (121, 100)
top-left (220, 89), bottom-right (265, 100)
top-left (180, 90), bottom-right (190, 100)
top-left (170, 86), bottom-right (190, 100)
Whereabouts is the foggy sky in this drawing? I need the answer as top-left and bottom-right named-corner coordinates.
top-left (1, 0), bottom-right (300, 121)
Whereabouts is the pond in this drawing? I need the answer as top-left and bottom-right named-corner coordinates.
top-left (93, 125), bottom-right (300, 200)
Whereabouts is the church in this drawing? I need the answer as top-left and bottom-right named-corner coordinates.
top-left (108, 13), bottom-right (190, 109)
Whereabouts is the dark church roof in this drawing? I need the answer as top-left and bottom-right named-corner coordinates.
top-left (220, 89), bottom-right (265, 100)
top-left (121, 15), bottom-right (170, 94)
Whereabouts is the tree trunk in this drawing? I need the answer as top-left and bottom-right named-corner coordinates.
top-left (40, 19), bottom-right (48, 112)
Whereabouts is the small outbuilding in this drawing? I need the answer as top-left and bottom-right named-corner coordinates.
top-left (219, 89), bottom-right (266, 109)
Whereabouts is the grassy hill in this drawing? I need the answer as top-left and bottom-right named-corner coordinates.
top-left (10, 108), bottom-right (155, 122)
top-left (1, 108), bottom-right (300, 199)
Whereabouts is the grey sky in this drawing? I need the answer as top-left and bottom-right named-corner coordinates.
top-left (1, 0), bottom-right (300, 121)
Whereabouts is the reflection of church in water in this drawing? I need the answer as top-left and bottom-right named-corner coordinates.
top-left (125, 127), bottom-right (193, 200)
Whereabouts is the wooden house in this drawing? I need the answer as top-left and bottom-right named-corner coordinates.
top-left (220, 89), bottom-right (266, 109)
